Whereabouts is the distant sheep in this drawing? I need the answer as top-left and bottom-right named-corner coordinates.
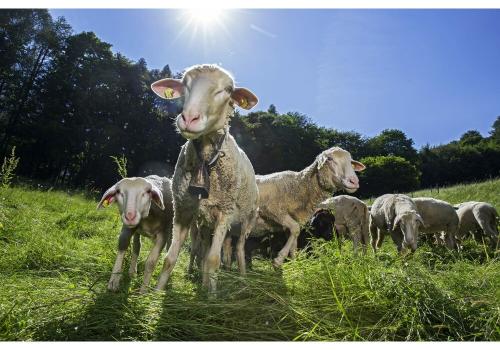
top-left (151, 64), bottom-right (259, 295)
top-left (413, 197), bottom-right (459, 250)
top-left (317, 195), bottom-right (370, 255)
top-left (369, 194), bottom-right (424, 253)
top-left (455, 201), bottom-right (499, 249)
top-left (97, 175), bottom-right (172, 293)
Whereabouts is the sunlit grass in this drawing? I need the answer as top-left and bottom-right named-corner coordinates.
top-left (0, 179), bottom-right (499, 340)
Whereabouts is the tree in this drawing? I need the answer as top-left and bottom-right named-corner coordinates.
top-left (459, 130), bottom-right (483, 146)
top-left (267, 104), bottom-right (277, 114)
top-left (357, 155), bottom-right (420, 198)
top-left (366, 129), bottom-right (418, 164)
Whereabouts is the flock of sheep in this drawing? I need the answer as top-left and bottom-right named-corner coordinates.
top-left (97, 64), bottom-right (499, 296)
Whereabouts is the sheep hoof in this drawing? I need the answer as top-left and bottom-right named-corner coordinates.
top-left (272, 258), bottom-right (283, 269)
top-left (107, 276), bottom-right (121, 292)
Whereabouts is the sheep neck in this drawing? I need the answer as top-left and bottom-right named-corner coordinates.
top-left (298, 161), bottom-right (336, 214)
top-left (188, 128), bottom-right (227, 199)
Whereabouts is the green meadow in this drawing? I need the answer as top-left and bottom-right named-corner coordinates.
top-left (0, 179), bottom-right (499, 340)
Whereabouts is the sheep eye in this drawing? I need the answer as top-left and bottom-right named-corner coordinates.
top-left (146, 189), bottom-right (151, 194)
top-left (225, 86), bottom-right (233, 93)
top-left (327, 156), bottom-right (333, 161)
top-left (115, 189), bottom-right (120, 194)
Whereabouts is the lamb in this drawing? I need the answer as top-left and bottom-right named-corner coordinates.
top-left (150, 64), bottom-right (259, 295)
top-left (97, 175), bottom-right (173, 293)
top-left (317, 195), bottom-right (370, 255)
top-left (242, 147), bottom-right (365, 267)
top-left (369, 194), bottom-right (424, 253)
top-left (412, 197), bottom-right (459, 250)
top-left (454, 201), bottom-right (499, 249)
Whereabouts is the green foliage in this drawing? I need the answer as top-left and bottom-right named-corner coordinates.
top-left (110, 154), bottom-right (128, 179)
top-left (0, 180), bottom-right (499, 340)
top-left (365, 129), bottom-right (419, 164)
top-left (0, 146), bottom-right (19, 188)
top-left (357, 155), bottom-right (420, 198)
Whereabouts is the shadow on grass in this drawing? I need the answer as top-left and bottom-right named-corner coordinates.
top-left (32, 276), bottom-right (140, 340)
top-left (152, 266), bottom-right (297, 341)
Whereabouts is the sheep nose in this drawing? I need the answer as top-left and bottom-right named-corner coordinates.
top-left (347, 176), bottom-right (359, 187)
top-left (125, 211), bottom-right (136, 221)
top-left (181, 112), bottom-right (200, 126)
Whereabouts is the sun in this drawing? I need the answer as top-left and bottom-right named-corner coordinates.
top-left (186, 8), bottom-right (224, 26)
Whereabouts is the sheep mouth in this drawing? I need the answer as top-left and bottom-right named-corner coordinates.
top-left (343, 185), bottom-right (359, 193)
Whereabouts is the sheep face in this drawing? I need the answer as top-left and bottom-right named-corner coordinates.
top-left (97, 177), bottom-right (165, 228)
top-left (316, 147), bottom-right (365, 194)
top-left (151, 64), bottom-right (258, 140)
top-left (393, 211), bottom-right (424, 252)
top-left (309, 209), bottom-right (335, 241)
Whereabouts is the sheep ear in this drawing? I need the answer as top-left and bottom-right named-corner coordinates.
top-left (416, 214), bottom-right (426, 228)
top-left (392, 215), bottom-right (401, 230)
top-left (351, 160), bottom-right (366, 172)
top-left (150, 185), bottom-right (165, 210)
top-left (151, 78), bottom-right (184, 99)
top-left (231, 87), bottom-right (258, 110)
top-left (317, 153), bottom-right (328, 170)
top-left (97, 185), bottom-right (117, 209)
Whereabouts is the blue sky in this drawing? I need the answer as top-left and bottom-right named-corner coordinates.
top-left (49, 9), bottom-right (500, 147)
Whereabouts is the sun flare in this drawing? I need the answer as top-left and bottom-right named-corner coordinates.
top-left (186, 8), bottom-right (224, 26)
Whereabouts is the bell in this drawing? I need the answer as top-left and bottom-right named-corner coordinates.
top-left (189, 162), bottom-right (210, 199)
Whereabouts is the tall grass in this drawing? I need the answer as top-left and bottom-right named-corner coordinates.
top-left (0, 180), bottom-right (499, 340)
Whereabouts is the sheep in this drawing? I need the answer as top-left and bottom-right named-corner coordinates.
top-left (369, 194), bottom-right (424, 253)
top-left (317, 195), bottom-right (370, 255)
top-left (454, 201), bottom-right (499, 249)
top-left (97, 175), bottom-right (172, 293)
top-left (241, 147), bottom-right (365, 268)
top-left (223, 208), bottom-right (336, 269)
top-left (150, 64), bottom-right (259, 295)
top-left (412, 197), bottom-right (459, 250)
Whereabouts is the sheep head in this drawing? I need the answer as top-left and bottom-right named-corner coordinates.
top-left (316, 147), bottom-right (365, 194)
top-left (151, 64), bottom-right (258, 140)
top-left (392, 211), bottom-right (425, 252)
top-left (97, 177), bottom-right (165, 228)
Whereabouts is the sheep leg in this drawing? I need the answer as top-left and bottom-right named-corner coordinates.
top-left (108, 226), bottom-right (134, 292)
top-left (476, 215), bottom-right (499, 249)
top-left (273, 215), bottom-right (300, 268)
top-left (351, 229), bottom-right (360, 257)
top-left (188, 223), bottom-right (200, 274)
top-left (444, 230), bottom-right (458, 250)
top-left (369, 219), bottom-right (378, 251)
top-left (390, 230), bottom-right (404, 254)
top-left (203, 216), bottom-right (230, 296)
top-left (155, 221), bottom-right (190, 291)
top-left (139, 233), bottom-right (167, 294)
top-left (129, 233), bottom-right (141, 277)
top-left (222, 236), bottom-right (233, 270)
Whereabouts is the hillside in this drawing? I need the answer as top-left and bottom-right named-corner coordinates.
top-left (0, 179), bottom-right (499, 340)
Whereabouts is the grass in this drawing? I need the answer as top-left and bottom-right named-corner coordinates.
top-left (0, 179), bottom-right (499, 340)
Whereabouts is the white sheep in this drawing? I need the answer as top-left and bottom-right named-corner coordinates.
top-left (97, 175), bottom-right (172, 293)
top-left (150, 64), bottom-right (259, 295)
top-left (316, 195), bottom-right (370, 255)
top-left (369, 194), bottom-right (424, 253)
top-left (413, 197), bottom-right (459, 250)
top-left (237, 147), bottom-right (365, 267)
top-left (454, 201), bottom-right (499, 249)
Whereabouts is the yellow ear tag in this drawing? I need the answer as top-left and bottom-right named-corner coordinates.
top-left (240, 98), bottom-right (248, 109)
top-left (164, 87), bottom-right (174, 99)
top-left (103, 199), bottom-right (109, 207)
